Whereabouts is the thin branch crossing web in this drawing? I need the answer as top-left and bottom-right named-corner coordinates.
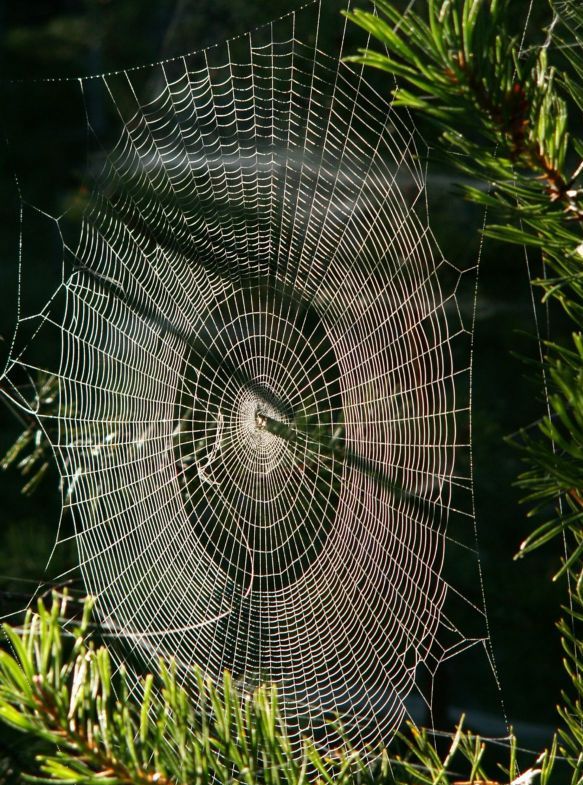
top-left (1, 1), bottom-right (492, 750)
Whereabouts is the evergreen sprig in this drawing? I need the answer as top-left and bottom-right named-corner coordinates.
top-left (0, 593), bottom-right (304, 785)
top-left (0, 594), bottom-right (555, 785)
top-left (343, 0), bottom-right (583, 302)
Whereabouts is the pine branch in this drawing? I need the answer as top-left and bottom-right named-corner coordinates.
top-left (0, 594), bottom-right (298, 784)
top-left (0, 374), bottom-right (56, 496)
top-left (343, 0), bottom-right (583, 267)
top-left (0, 595), bottom-right (558, 785)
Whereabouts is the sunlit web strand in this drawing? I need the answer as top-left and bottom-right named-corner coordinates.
top-left (1, 0), bottom-right (490, 751)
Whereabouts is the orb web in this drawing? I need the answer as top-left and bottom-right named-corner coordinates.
top-left (1, 1), bottom-right (486, 750)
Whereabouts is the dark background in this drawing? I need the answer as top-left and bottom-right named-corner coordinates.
top-left (0, 0), bottom-right (569, 757)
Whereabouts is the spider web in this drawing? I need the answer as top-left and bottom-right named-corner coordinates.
top-left (1, 1), bottom-right (494, 749)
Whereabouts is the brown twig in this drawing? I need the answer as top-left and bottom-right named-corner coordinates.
top-left (448, 57), bottom-right (583, 221)
top-left (31, 676), bottom-right (176, 785)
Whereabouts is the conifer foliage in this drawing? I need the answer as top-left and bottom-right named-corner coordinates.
top-left (0, 593), bottom-right (558, 784)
